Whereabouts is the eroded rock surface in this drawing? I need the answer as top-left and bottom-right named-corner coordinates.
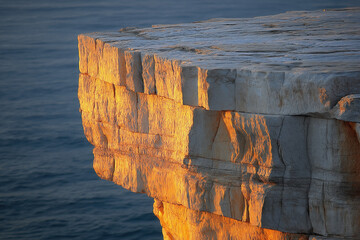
top-left (78, 8), bottom-right (360, 240)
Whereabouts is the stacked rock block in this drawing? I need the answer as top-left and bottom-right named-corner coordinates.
top-left (78, 8), bottom-right (360, 240)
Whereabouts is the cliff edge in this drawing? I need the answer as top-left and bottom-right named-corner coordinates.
top-left (78, 8), bottom-right (360, 239)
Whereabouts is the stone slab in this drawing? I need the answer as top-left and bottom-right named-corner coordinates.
top-left (78, 8), bottom-right (360, 240)
top-left (79, 8), bottom-right (360, 117)
top-left (79, 74), bottom-right (360, 237)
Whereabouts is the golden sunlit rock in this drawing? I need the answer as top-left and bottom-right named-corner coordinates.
top-left (153, 199), bottom-right (308, 240)
top-left (78, 8), bottom-right (360, 240)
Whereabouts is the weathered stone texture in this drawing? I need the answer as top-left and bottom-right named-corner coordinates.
top-left (153, 200), bottom-right (308, 240)
top-left (78, 8), bottom-right (360, 240)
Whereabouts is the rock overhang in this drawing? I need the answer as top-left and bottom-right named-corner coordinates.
top-left (78, 7), bottom-right (360, 240)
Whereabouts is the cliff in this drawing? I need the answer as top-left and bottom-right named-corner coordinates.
top-left (78, 8), bottom-right (360, 239)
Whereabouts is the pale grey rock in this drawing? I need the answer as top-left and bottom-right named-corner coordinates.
top-left (202, 69), bottom-right (236, 111)
top-left (79, 71), bottom-right (360, 239)
top-left (80, 8), bottom-right (360, 117)
top-left (78, 7), bottom-right (360, 240)
top-left (180, 66), bottom-right (199, 106)
top-left (308, 118), bottom-right (360, 237)
top-left (236, 71), bottom-right (360, 115)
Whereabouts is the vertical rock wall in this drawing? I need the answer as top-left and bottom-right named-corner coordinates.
top-left (78, 8), bottom-right (360, 240)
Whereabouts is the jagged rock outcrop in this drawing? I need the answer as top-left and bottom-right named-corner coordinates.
top-left (78, 8), bottom-right (360, 240)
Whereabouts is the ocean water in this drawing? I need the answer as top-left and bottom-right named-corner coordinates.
top-left (0, 0), bottom-right (359, 239)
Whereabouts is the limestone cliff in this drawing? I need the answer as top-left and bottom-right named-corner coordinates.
top-left (78, 8), bottom-right (360, 240)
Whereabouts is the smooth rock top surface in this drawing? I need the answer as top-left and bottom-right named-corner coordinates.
top-left (88, 8), bottom-right (360, 72)
top-left (80, 8), bottom-right (360, 115)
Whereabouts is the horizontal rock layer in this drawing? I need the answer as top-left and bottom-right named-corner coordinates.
top-left (79, 74), bottom-right (360, 238)
top-left (78, 8), bottom-right (360, 116)
top-left (78, 7), bottom-right (360, 240)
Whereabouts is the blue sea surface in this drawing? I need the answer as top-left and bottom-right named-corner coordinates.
top-left (0, 0), bottom-right (359, 239)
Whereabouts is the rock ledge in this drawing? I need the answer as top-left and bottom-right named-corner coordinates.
top-left (78, 8), bottom-right (360, 240)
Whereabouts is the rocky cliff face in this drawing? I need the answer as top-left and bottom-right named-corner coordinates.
top-left (78, 8), bottom-right (360, 240)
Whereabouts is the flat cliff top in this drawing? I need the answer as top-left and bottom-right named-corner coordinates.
top-left (79, 8), bottom-right (360, 115)
top-left (85, 7), bottom-right (360, 73)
